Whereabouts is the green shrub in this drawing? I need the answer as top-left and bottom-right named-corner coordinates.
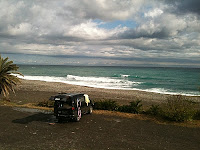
top-left (118, 100), bottom-right (142, 114)
top-left (146, 104), bottom-right (162, 116)
top-left (118, 105), bottom-right (131, 113)
top-left (193, 110), bottom-right (200, 120)
top-left (162, 95), bottom-right (196, 122)
top-left (36, 100), bottom-right (54, 108)
top-left (94, 100), bottom-right (119, 111)
top-left (129, 100), bottom-right (143, 114)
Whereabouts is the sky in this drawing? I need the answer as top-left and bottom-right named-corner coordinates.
top-left (0, 0), bottom-right (200, 67)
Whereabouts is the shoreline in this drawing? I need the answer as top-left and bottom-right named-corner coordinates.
top-left (21, 78), bottom-right (200, 96)
top-left (1, 79), bottom-right (200, 106)
top-left (18, 74), bottom-right (200, 97)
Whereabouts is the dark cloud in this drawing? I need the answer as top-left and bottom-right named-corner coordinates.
top-left (118, 27), bottom-right (170, 39)
top-left (165, 0), bottom-right (200, 16)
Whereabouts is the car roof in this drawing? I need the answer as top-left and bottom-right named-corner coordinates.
top-left (57, 93), bottom-right (84, 97)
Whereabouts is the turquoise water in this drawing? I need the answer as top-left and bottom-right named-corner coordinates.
top-left (18, 65), bottom-right (200, 96)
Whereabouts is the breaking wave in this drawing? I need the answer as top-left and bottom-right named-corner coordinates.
top-left (18, 74), bottom-right (141, 90)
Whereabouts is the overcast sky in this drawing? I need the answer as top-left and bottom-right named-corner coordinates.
top-left (0, 0), bottom-right (200, 67)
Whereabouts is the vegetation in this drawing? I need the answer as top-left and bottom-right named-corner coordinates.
top-left (94, 99), bottom-right (143, 114)
top-left (93, 95), bottom-right (200, 122)
top-left (0, 55), bottom-right (23, 97)
top-left (118, 100), bottom-right (142, 114)
top-left (94, 100), bottom-right (119, 111)
top-left (146, 104), bottom-right (162, 116)
top-left (193, 110), bottom-right (200, 120)
top-left (36, 100), bottom-right (54, 108)
top-left (161, 95), bottom-right (196, 122)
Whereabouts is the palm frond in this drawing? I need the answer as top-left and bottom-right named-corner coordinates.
top-left (0, 55), bottom-right (23, 97)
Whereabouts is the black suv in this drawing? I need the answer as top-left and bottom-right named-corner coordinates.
top-left (49, 93), bottom-right (94, 122)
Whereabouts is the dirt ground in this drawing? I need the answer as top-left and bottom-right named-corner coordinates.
top-left (0, 106), bottom-right (200, 150)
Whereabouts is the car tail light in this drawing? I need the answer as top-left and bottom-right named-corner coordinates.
top-left (72, 107), bottom-right (75, 110)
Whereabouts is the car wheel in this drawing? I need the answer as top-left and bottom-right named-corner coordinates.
top-left (75, 107), bottom-right (81, 122)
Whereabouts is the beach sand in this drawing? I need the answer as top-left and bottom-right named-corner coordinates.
top-left (2, 79), bottom-right (199, 106)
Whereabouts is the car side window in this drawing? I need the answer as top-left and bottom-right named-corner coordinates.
top-left (79, 96), bottom-right (86, 106)
top-left (76, 98), bottom-right (81, 107)
top-left (78, 97), bottom-right (83, 102)
top-left (65, 98), bottom-right (72, 105)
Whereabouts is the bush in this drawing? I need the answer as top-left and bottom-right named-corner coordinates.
top-left (146, 104), bottom-right (162, 116)
top-left (118, 105), bottom-right (131, 113)
top-left (129, 100), bottom-right (143, 114)
top-left (36, 100), bottom-right (54, 108)
top-left (118, 100), bottom-right (142, 114)
top-left (94, 100), bottom-right (119, 111)
top-left (162, 95), bottom-right (196, 122)
top-left (193, 110), bottom-right (200, 120)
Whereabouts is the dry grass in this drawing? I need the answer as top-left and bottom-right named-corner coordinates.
top-left (93, 110), bottom-right (200, 128)
top-left (0, 100), bottom-right (53, 111)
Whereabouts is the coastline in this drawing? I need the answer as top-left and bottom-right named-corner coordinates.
top-left (3, 79), bottom-right (200, 106)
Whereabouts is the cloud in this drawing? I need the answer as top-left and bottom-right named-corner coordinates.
top-left (165, 0), bottom-right (200, 16)
top-left (144, 8), bottom-right (163, 18)
top-left (118, 11), bottom-right (190, 39)
top-left (76, 0), bottom-right (145, 21)
top-left (0, 0), bottom-right (199, 67)
top-left (65, 20), bottom-right (128, 40)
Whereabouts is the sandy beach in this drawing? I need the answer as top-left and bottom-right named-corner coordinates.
top-left (4, 79), bottom-right (200, 106)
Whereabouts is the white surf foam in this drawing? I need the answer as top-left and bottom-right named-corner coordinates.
top-left (17, 74), bottom-right (141, 90)
top-left (141, 88), bottom-right (200, 96)
top-left (120, 74), bottom-right (130, 78)
top-left (66, 75), bottom-right (141, 89)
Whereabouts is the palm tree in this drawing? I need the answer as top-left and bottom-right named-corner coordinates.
top-left (0, 55), bottom-right (23, 97)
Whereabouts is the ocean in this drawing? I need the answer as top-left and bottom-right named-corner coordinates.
top-left (18, 65), bottom-right (200, 96)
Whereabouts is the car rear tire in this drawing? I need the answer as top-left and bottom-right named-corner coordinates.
top-left (74, 107), bottom-right (81, 122)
